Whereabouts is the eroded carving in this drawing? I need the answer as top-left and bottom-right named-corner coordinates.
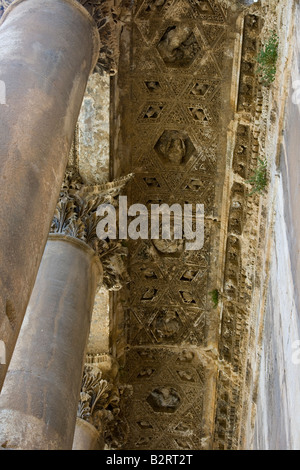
top-left (151, 309), bottom-right (182, 341)
top-left (154, 130), bottom-right (195, 165)
top-left (152, 238), bottom-right (185, 256)
top-left (147, 386), bottom-right (181, 413)
top-left (157, 25), bottom-right (200, 67)
top-left (237, 14), bottom-right (261, 113)
top-left (139, 0), bottom-right (167, 17)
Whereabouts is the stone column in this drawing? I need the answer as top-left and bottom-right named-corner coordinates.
top-left (0, 0), bottom-right (100, 388)
top-left (0, 235), bottom-right (103, 450)
top-left (0, 172), bottom-right (131, 450)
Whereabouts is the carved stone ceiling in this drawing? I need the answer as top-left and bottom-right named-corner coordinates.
top-left (110, 0), bottom-right (265, 450)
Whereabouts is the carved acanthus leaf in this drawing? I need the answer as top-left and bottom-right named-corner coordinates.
top-left (78, 365), bottom-right (112, 423)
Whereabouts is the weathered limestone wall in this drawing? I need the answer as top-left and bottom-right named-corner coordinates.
top-left (78, 73), bottom-right (110, 185)
top-left (253, 0), bottom-right (300, 449)
top-left (72, 72), bottom-right (111, 358)
top-left (254, 177), bottom-right (300, 449)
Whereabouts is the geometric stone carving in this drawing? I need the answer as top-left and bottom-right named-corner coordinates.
top-left (111, 0), bottom-right (266, 451)
top-left (122, 347), bottom-right (206, 449)
top-left (150, 309), bottom-right (182, 342)
top-left (138, 0), bottom-right (168, 19)
top-left (190, 82), bottom-right (210, 97)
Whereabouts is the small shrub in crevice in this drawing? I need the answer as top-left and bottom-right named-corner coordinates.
top-left (247, 157), bottom-right (268, 195)
top-left (256, 31), bottom-right (279, 86)
top-left (209, 289), bottom-right (219, 309)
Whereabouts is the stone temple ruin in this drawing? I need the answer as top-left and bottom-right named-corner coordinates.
top-left (0, 0), bottom-right (299, 451)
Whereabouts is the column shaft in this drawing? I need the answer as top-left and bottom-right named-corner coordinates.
top-left (0, 0), bottom-right (100, 388)
top-left (0, 236), bottom-right (102, 449)
top-left (73, 418), bottom-right (104, 450)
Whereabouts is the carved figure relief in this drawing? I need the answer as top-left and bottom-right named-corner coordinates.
top-left (147, 387), bottom-right (181, 413)
top-left (154, 130), bottom-right (195, 165)
top-left (157, 25), bottom-right (200, 67)
top-left (152, 309), bottom-right (181, 341)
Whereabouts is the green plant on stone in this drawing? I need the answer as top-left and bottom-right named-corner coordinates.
top-left (247, 157), bottom-right (268, 195)
top-left (209, 289), bottom-right (219, 309)
top-left (256, 30), bottom-right (279, 85)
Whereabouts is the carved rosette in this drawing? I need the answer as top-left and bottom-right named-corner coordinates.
top-left (77, 360), bottom-right (132, 449)
top-left (50, 169), bottom-right (133, 291)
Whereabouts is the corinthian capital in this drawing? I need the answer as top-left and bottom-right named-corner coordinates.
top-left (79, 0), bottom-right (123, 75)
top-left (50, 168), bottom-right (133, 290)
top-left (78, 359), bottom-right (132, 449)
